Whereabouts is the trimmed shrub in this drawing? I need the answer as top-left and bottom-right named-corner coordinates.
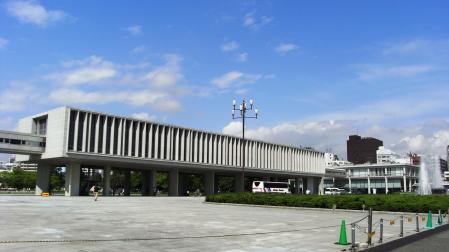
top-left (205, 193), bottom-right (449, 213)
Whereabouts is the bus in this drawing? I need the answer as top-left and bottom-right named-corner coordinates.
top-left (252, 181), bottom-right (291, 194)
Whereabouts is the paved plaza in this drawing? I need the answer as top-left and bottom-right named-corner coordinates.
top-left (0, 196), bottom-right (437, 252)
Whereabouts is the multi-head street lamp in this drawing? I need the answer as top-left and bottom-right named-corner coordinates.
top-left (232, 99), bottom-right (259, 192)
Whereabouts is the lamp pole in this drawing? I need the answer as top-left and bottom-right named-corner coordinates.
top-left (232, 99), bottom-right (258, 192)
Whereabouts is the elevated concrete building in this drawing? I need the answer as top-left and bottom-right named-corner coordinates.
top-left (1, 107), bottom-right (325, 196)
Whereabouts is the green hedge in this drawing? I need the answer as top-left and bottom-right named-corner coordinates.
top-left (206, 193), bottom-right (449, 213)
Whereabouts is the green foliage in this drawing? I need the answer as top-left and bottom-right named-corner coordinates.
top-left (157, 172), bottom-right (168, 192)
top-left (50, 167), bottom-right (65, 191)
top-left (217, 177), bottom-right (235, 193)
top-left (131, 171), bottom-right (142, 192)
top-left (0, 168), bottom-right (36, 190)
top-left (206, 193), bottom-right (449, 213)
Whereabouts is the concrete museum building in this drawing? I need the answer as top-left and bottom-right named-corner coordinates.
top-left (0, 107), bottom-right (326, 196)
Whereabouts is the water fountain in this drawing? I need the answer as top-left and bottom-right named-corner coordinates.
top-left (418, 156), bottom-right (444, 195)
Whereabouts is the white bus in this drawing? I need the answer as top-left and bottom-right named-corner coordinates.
top-left (252, 181), bottom-right (291, 194)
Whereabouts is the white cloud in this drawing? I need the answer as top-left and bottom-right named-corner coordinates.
top-left (126, 25), bottom-right (142, 35)
top-left (242, 12), bottom-right (273, 30)
top-left (211, 71), bottom-right (264, 90)
top-left (46, 56), bottom-right (117, 85)
top-left (131, 112), bottom-right (156, 121)
top-left (357, 64), bottom-right (435, 81)
top-left (145, 54), bottom-right (183, 88)
top-left (383, 39), bottom-right (427, 55)
top-left (6, 0), bottom-right (67, 27)
top-left (223, 119), bottom-right (449, 161)
top-left (0, 37), bottom-right (9, 49)
top-left (132, 45), bottom-right (146, 53)
top-left (0, 83), bottom-right (41, 112)
top-left (48, 88), bottom-right (182, 112)
top-left (275, 43), bottom-right (298, 55)
top-left (236, 52), bottom-right (248, 62)
top-left (221, 41), bottom-right (239, 52)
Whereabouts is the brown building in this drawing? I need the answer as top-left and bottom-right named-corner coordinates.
top-left (347, 135), bottom-right (383, 164)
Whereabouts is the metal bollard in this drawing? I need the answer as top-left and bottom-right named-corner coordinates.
top-left (400, 215), bottom-right (404, 237)
top-left (368, 208), bottom-right (373, 245)
top-left (416, 213), bottom-right (419, 232)
top-left (379, 218), bottom-right (383, 243)
top-left (351, 223), bottom-right (356, 252)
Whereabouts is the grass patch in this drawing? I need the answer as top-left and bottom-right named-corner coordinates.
top-left (206, 193), bottom-right (449, 213)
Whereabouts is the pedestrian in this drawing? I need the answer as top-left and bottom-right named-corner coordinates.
top-left (90, 184), bottom-right (101, 201)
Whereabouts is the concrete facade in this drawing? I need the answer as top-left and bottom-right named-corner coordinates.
top-left (8, 107), bottom-right (326, 196)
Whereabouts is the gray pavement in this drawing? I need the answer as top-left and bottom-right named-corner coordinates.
top-left (0, 196), bottom-right (438, 252)
top-left (391, 229), bottom-right (449, 252)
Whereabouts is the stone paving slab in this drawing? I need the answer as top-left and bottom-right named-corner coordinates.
top-left (0, 196), bottom-right (437, 252)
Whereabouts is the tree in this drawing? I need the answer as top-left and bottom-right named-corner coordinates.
top-left (1, 168), bottom-right (36, 190)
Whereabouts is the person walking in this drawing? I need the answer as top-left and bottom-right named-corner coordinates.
top-left (90, 184), bottom-right (102, 201)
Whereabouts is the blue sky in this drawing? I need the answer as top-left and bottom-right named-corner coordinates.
top-left (1, 0), bottom-right (449, 161)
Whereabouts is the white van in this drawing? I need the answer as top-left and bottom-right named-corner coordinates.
top-left (324, 188), bottom-right (343, 195)
top-left (252, 181), bottom-right (291, 194)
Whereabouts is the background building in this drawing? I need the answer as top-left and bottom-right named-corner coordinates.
top-left (347, 135), bottom-right (383, 164)
top-left (377, 146), bottom-right (411, 165)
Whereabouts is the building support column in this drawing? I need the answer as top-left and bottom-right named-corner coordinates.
top-left (403, 175), bottom-right (407, 192)
top-left (367, 177), bottom-right (371, 194)
top-left (294, 177), bottom-right (301, 194)
top-left (178, 173), bottom-right (189, 196)
top-left (385, 176), bottom-right (388, 194)
top-left (348, 177), bottom-right (352, 193)
top-left (141, 170), bottom-right (157, 196)
top-left (307, 177), bottom-right (317, 194)
top-left (168, 169), bottom-right (179, 196)
top-left (318, 177), bottom-right (325, 195)
top-left (302, 177), bottom-right (308, 194)
top-left (35, 163), bottom-right (51, 196)
top-left (409, 178), bottom-right (412, 192)
top-left (204, 172), bottom-right (215, 195)
top-left (235, 173), bottom-right (244, 192)
top-left (103, 165), bottom-right (111, 196)
top-left (65, 163), bottom-right (81, 196)
top-left (124, 170), bottom-right (131, 196)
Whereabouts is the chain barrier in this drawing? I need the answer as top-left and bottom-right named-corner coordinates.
top-left (348, 208), bottom-right (447, 251)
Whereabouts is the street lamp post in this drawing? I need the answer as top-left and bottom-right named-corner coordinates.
top-left (232, 99), bottom-right (258, 192)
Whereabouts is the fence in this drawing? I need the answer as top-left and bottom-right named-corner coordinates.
top-left (346, 208), bottom-right (449, 251)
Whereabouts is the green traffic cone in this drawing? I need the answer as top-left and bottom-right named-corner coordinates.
top-left (335, 220), bottom-right (348, 245)
top-left (438, 210), bottom-right (443, 225)
top-left (426, 210), bottom-right (433, 229)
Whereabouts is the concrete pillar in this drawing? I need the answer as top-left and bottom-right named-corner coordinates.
top-left (178, 173), bottom-right (189, 196)
top-left (385, 176), bottom-right (388, 194)
top-left (302, 177), bottom-right (308, 194)
top-left (35, 163), bottom-right (51, 195)
top-left (348, 177), bottom-right (352, 193)
top-left (235, 173), bottom-right (244, 192)
top-left (65, 163), bottom-right (81, 196)
top-left (403, 175), bottom-right (407, 192)
top-left (306, 177), bottom-right (318, 194)
top-left (318, 177), bottom-right (324, 195)
top-left (204, 172), bottom-right (215, 195)
top-left (294, 177), bottom-right (301, 194)
top-left (403, 167), bottom-right (407, 192)
top-left (168, 169), bottom-right (179, 196)
top-left (124, 170), bottom-right (131, 196)
top-left (367, 177), bottom-right (371, 194)
top-left (141, 170), bottom-right (157, 196)
top-left (409, 177), bottom-right (412, 192)
top-left (103, 166), bottom-right (111, 196)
